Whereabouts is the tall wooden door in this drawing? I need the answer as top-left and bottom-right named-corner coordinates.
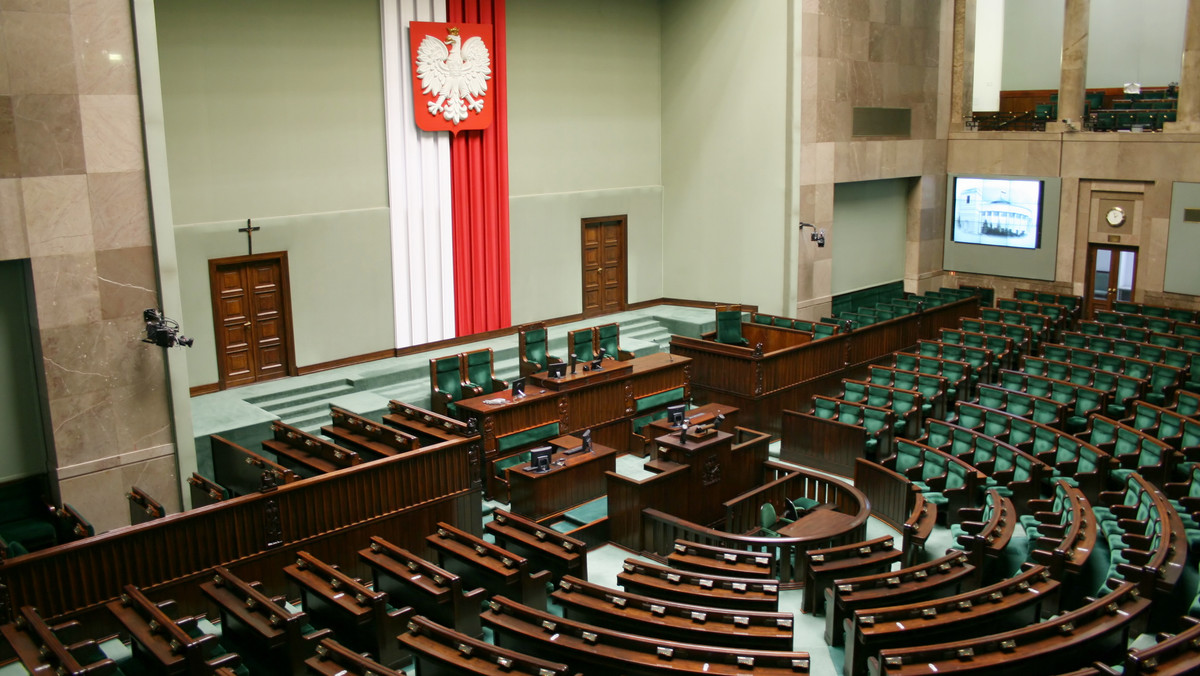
top-left (1085, 244), bottom-right (1138, 318)
top-left (209, 253), bottom-right (296, 389)
top-left (581, 216), bottom-right (627, 317)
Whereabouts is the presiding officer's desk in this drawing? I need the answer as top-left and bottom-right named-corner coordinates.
top-left (508, 436), bottom-right (616, 520)
top-left (457, 352), bottom-right (691, 486)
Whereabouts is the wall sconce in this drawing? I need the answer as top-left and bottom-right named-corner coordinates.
top-left (798, 222), bottom-right (826, 247)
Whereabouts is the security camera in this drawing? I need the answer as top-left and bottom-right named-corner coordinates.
top-left (816, 230), bottom-right (826, 247)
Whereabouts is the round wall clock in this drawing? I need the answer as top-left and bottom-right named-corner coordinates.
top-left (1106, 206), bottom-right (1127, 227)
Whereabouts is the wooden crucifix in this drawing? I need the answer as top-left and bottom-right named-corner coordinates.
top-left (238, 218), bottom-right (261, 256)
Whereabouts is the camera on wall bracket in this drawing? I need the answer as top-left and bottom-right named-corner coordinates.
top-left (143, 308), bottom-right (194, 348)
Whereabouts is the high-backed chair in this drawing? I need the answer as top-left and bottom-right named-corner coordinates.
top-left (714, 304), bottom-right (748, 346)
top-left (430, 354), bottom-right (469, 417)
top-left (595, 323), bottom-right (634, 360)
top-left (462, 348), bottom-right (507, 396)
top-left (568, 327), bottom-right (596, 362)
top-left (517, 323), bottom-right (561, 377)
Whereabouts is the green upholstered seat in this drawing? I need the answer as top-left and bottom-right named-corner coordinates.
top-left (636, 387), bottom-right (686, 413)
top-left (715, 310), bottom-right (749, 346)
top-left (569, 328), bottom-right (596, 361)
top-left (464, 348), bottom-right (506, 395)
top-left (758, 502), bottom-right (792, 537)
top-left (519, 326), bottom-right (559, 375)
top-left (494, 451), bottom-right (531, 478)
top-left (596, 323), bottom-right (623, 359)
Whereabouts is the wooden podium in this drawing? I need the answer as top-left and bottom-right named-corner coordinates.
top-left (654, 428), bottom-right (743, 527)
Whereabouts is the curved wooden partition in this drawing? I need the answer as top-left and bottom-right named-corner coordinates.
top-left (0, 435), bottom-right (479, 621)
top-left (619, 465), bottom-right (870, 588)
top-left (670, 297), bottom-right (979, 437)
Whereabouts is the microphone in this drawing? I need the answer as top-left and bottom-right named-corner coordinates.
top-left (569, 353), bottom-right (578, 374)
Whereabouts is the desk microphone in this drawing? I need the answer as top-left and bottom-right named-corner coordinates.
top-left (569, 353), bottom-right (578, 374)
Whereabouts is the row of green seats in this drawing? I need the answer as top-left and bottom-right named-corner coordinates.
top-left (940, 328), bottom-right (1015, 368)
top-left (1039, 343), bottom-right (1184, 406)
top-left (995, 367), bottom-right (1106, 432)
top-left (917, 340), bottom-right (995, 389)
top-left (1057, 331), bottom-right (1194, 373)
top-left (1015, 358), bottom-right (1145, 418)
top-left (1079, 319), bottom-right (1151, 343)
top-left (886, 440), bottom-right (976, 521)
top-left (1013, 288), bottom-right (1082, 314)
top-left (867, 365), bottom-right (947, 419)
top-left (748, 312), bottom-right (838, 339)
top-left (980, 308), bottom-right (1050, 345)
top-left (1093, 309), bottom-right (1187, 335)
top-left (976, 384), bottom-right (1065, 428)
top-left (922, 418), bottom-right (1045, 508)
top-left (1125, 400), bottom-right (1199, 453)
top-left (996, 298), bottom-right (1069, 330)
top-left (1082, 415), bottom-right (1173, 487)
top-left (840, 379), bottom-right (924, 439)
top-left (893, 352), bottom-right (970, 402)
top-left (809, 394), bottom-right (894, 459)
top-left (960, 318), bottom-right (1036, 355)
top-left (1112, 300), bottom-right (1200, 324)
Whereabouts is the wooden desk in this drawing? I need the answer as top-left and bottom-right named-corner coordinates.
top-left (655, 429), bottom-right (736, 526)
top-left (457, 352), bottom-right (690, 478)
top-left (507, 440), bottom-right (616, 520)
top-left (644, 402), bottom-right (740, 453)
top-left (779, 508), bottom-right (860, 539)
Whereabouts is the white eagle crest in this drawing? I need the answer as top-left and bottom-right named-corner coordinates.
top-left (416, 27), bottom-right (491, 125)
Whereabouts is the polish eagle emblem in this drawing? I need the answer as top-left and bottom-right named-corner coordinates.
top-left (415, 27), bottom-right (491, 126)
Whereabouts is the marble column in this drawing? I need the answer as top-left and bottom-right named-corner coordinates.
top-left (0, 0), bottom-right (178, 533)
top-left (950, 0), bottom-right (976, 131)
top-left (1165, 0), bottom-right (1200, 132)
top-left (1047, 0), bottom-right (1089, 133)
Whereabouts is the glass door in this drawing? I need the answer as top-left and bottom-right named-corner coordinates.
top-left (1086, 244), bottom-right (1137, 318)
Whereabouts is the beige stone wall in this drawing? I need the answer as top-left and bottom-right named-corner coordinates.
top-left (797, 0), bottom-right (952, 320)
top-left (0, 0), bottom-right (177, 532)
top-left (947, 131), bottom-right (1200, 310)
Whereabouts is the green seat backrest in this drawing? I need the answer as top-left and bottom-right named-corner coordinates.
top-left (892, 390), bottom-right (918, 415)
top-left (1075, 388), bottom-right (1103, 415)
top-left (494, 451), bottom-right (531, 478)
top-left (975, 438), bottom-right (999, 467)
top-left (983, 411), bottom-right (1009, 439)
top-left (1089, 418), bottom-right (1116, 446)
top-left (1135, 439), bottom-right (1163, 467)
top-left (1149, 365), bottom-right (1179, 394)
top-left (866, 386), bottom-right (891, 409)
top-left (523, 328), bottom-right (550, 370)
top-left (1033, 427), bottom-right (1058, 455)
top-left (715, 311), bottom-right (748, 346)
top-left (896, 441), bottom-right (923, 473)
top-left (1063, 333), bottom-right (1086, 349)
top-left (956, 405), bottom-right (983, 429)
top-left (843, 381), bottom-right (868, 403)
top-left (1009, 418), bottom-right (1034, 447)
top-left (1130, 404), bottom-right (1158, 432)
top-left (1048, 382), bottom-right (1074, 406)
top-left (1080, 322), bottom-right (1101, 336)
top-left (1012, 452), bottom-right (1033, 482)
top-left (1075, 445), bottom-right (1099, 475)
top-left (465, 350), bottom-right (498, 394)
top-left (1031, 399), bottom-right (1060, 426)
top-left (597, 324), bottom-right (621, 357)
top-left (944, 461), bottom-right (969, 490)
top-left (838, 404), bottom-right (861, 425)
top-left (862, 408), bottom-right (890, 436)
top-left (979, 387), bottom-right (1005, 410)
top-left (572, 328), bottom-right (596, 359)
top-left (435, 356), bottom-right (464, 401)
top-left (1054, 438), bottom-right (1080, 467)
top-left (1179, 391), bottom-right (1200, 417)
top-left (895, 353), bottom-right (918, 371)
top-left (752, 314), bottom-right (772, 325)
top-left (951, 429), bottom-right (975, 458)
top-left (940, 329), bottom-right (963, 345)
top-left (1042, 345), bottom-right (1069, 362)
top-left (926, 421), bottom-right (953, 449)
top-left (814, 323), bottom-right (836, 339)
top-left (813, 398), bottom-right (837, 419)
top-left (1181, 419), bottom-right (1200, 448)
top-left (868, 367), bottom-right (893, 386)
top-left (1015, 290), bottom-right (1036, 301)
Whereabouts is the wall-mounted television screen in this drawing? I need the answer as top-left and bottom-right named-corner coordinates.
top-left (951, 177), bottom-right (1044, 250)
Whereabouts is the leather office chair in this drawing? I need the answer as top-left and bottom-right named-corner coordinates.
top-left (462, 348), bottom-right (508, 396)
top-left (568, 327), bottom-right (596, 363)
top-left (595, 323), bottom-right (634, 361)
top-left (430, 354), bottom-right (469, 417)
top-left (714, 304), bottom-right (749, 346)
top-left (517, 323), bottom-right (561, 377)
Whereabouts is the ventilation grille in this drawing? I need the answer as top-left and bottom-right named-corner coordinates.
top-left (1183, 208), bottom-right (1200, 222)
top-left (852, 107), bottom-right (912, 137)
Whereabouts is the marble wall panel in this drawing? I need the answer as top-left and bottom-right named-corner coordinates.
top-left (57, 465), bottom-right (124, 533)
top-left (0, 95), bottom-right (16, 177)
top-left (70, 0), bottom-right (137, 95)
top-left (120, 452), bottom-right (179, 514)
top-left (46, 386), bottom-right (118, 468)
top-left (0, 0), bottom-right (70, 12)
top-left (29, 250), bottom-right (101, 330)
top-left (39, 320), bottom-right (112, 400)
top-left (12, 93), bottom-right (85, 176)
top-left (3, 10), bottom-right (76, 94)
top-left (79, 94), bottom-right (143, 173)
top-left (95, 245), bottom-right (155, 320)
top-left (22, 173), bottom-right (93, 256)
top-left (0, 15), bottom-right (9, 96)
top-left (109, 381), bottom-right (172, 453)
top-left (88, 170), bottom-right (150, 250)
top-left (0, 177), bottom-right (27, 259)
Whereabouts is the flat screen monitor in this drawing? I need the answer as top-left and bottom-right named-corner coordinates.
top-left (526, 445), bottom-right (553, 473)
top-left (511, 377), bottom-right (526, 397)
top-left (666, 404), bottom-right (686, 426)
top-left (548, 362), bottom-right (568, 378)
top-left (951, 177), bottom-right (1044, 250)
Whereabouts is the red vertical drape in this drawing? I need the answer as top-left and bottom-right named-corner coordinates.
top-left (448, 0), bottom-right (511, 336)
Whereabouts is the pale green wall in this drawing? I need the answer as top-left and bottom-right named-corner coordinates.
top-left (660, 0), bottom-right (789, 314)
top-left (1086, 0), bottom-right (1186, 88)
top-left (507, 0), bottom-right (664, 324)
top-left (1165, 182), bottom-right (1200, 295)
top-left (154, 0), bottom-right (394, 387)
top-left (1000, 0), bottom-right (1065, 91)
top-left (832, 180), bottom-right (910, 295)
top-left (0, 261), bottom-right (49, 482)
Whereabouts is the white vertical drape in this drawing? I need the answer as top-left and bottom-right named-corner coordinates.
top-left (382, 0), bottom-right (455, 348)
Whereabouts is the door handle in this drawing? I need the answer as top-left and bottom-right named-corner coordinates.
top-left (245, 321), bottom-right (251, 327)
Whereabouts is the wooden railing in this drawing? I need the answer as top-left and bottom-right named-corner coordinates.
top-left (0, 435), bottom-right (477, 621)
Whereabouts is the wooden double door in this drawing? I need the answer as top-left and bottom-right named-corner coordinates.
top-left (1085, 244), bottom-right (1138, 318)
top-left (581, 216), bottom-right (627, 317)
top-left (210, 253), bottom-right (295, 389)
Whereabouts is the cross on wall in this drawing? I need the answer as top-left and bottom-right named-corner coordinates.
top-left (238, 219), bottom-right (261, 256)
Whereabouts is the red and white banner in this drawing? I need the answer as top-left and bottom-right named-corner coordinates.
top-left (410, 21), bottom-right (494, 133)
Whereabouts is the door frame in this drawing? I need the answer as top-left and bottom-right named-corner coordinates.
top-left (1084, 243), bottom-right (1138, 319)
top-left (580, 215), bottom-right (628, 318)
top-left (208, 251), bottom-right (298, 390)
